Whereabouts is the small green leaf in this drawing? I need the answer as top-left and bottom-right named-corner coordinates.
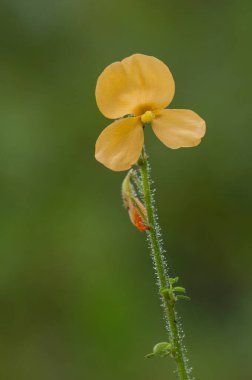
top-left (160, 287), bottom-right (170, 295)
top-left (169, 277), bottom-right (179, 285)
top-left (173, 287), bottom-right (186, 293)
top-left (176, 295), bottom-right (191, 301)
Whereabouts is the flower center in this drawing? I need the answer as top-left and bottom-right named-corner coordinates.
top-left (140, 111), bottom-right (155, 124)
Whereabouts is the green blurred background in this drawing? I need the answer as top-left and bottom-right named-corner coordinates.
top-left (1, 0), bottom-right (252, 379)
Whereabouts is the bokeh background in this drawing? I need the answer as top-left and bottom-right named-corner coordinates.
top-left (1, 0), bottom-right (252, 379)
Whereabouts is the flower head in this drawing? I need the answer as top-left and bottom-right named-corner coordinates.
top-left (95, 54), bottom-right (206, 171)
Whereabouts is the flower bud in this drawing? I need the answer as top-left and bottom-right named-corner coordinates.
top-left (145, 341), bottom-right (172, 358)
top-left (122, 171), bottom-right (150, 232)
top-left (128, 198), bottom-right (150, 232)
top-left (153, 342), bottom-right (172, 357)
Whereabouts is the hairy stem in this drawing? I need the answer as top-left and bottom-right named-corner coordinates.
top-left (138, 146), bottom-right (191, 380)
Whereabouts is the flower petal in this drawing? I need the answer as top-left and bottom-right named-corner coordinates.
top-left (95, 117), bottom-right (144, 171)
top-left (152, 109), bottom-right (206, 149)
top-left (96, 54), bottom-right (175, 119)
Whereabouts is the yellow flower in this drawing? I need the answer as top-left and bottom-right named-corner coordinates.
top-left (95, 54), bottom-right (206, 171)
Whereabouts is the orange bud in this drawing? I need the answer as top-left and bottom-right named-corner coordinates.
top-left (128, 198), bottom-right (150, 232)
top-left (122, 171), bottom-right (150, 232)
top-left (122, 170), bottom-right (150, 231)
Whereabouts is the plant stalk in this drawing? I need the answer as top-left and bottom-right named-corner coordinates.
top-left (138, 146), bottom-right (191, 380)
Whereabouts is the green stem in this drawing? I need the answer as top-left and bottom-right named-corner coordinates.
top-left (138, 146), bottom-right (191, 380)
